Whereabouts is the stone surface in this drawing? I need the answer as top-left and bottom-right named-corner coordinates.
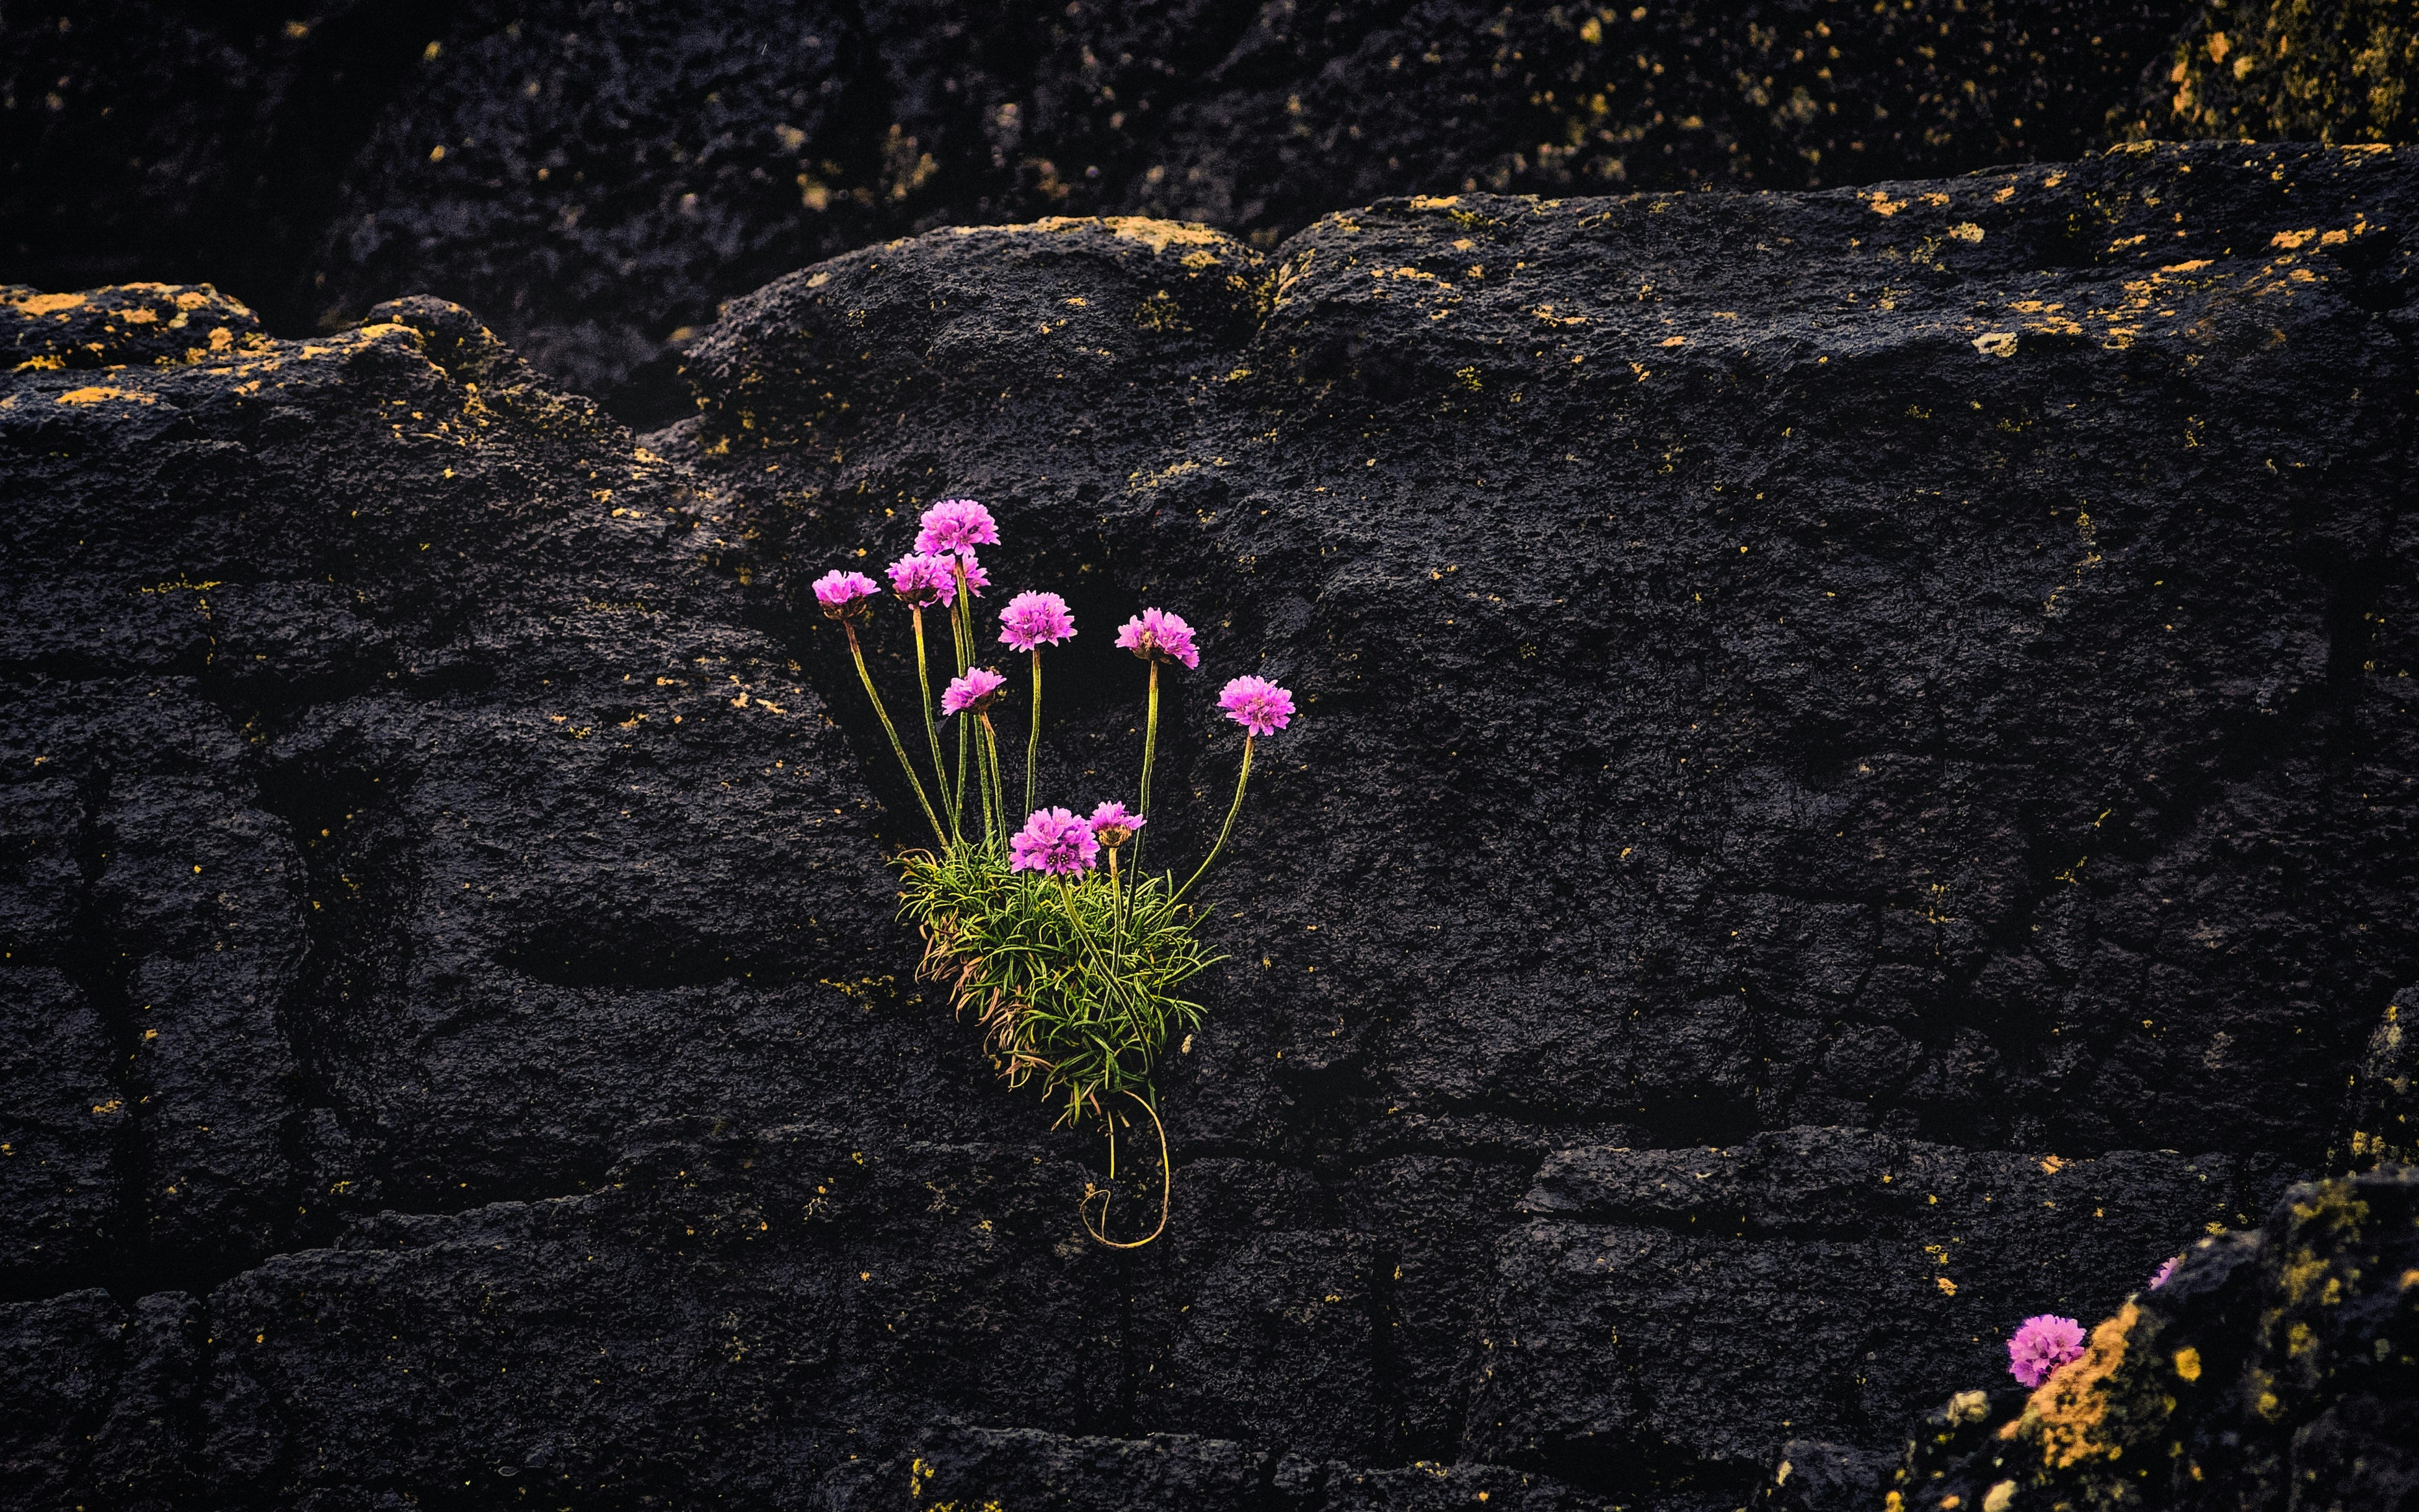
top-left (2120, 0), bottom-right (2419, 149)
top-left (1889, 1162), bottom-right (2419, 1512)
top-left (7, 1), bottom-right (2203, 424)
top-left (2340, 986), bottom-right (2418, 1171)
top-left (1, 140), bottom-right (2416, 1508)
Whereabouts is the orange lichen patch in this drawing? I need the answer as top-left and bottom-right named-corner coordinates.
top-left (12, 291), bottom-right (86, 317)
top-left (1867, 192), bottom-right (1908, 216)
top-left (2174, 1346), bottom-right (2202, 1381)
top-left (119, 307), bottom-right (159, 325)
top-left (56, 386), bottom-right (154, 406)
top-left (2028, 1302), bottom-right (2142, 1470)
top-left (2270, 228), bottom-right (2319, 249)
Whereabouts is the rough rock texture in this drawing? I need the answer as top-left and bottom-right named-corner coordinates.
top-left (2339, 986), bottom-right (2418, 1172)
top-left (7, 1), bottom-right (2205, 423)
top-left (1887, 1162), bottom-right (2419, 1512)
top-left (2120, 0), bottom-right (2419, 148)
top-left (2, 140), bottom-right (2417, 1508)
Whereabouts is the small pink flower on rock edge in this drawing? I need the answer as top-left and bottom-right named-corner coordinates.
top-left (1087, 801), bottom-right (1144, 849)
top-left (941, 666), bottom-right (1007, 716)
top-left (2007, 1314), bottom-right (2087, 1389)
top-left (1115, 608), bottom-right (1199, 669)
top-left (1218, 676), bottom-right (1295, 736)
top-left (1000, 591), bottom-right (1077, 651)
top-left (2148, 1256), bottom-right (2180, 1291)
top-left (887, 553), bottom-right (954, 608)
top-left (814, 570), bottom-right (879, 620)
top-left (916, 498), bottom-right (999, 556)
top-left (1009, 807), bottom-right (1099, 874)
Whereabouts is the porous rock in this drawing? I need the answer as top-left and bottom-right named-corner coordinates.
top-left (8, 1), bottom-right (2204, 423)
top-left (1887, 1162), bottom-right (2419, 1512)
top-left (1, 139), bottom-right (2415, 1508)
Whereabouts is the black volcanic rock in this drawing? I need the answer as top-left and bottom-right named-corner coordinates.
top-left (2, 140), bottom-right (2417, 1508)
top-left (2119, 0), bottom-right (2419, 149)
top-left (1887, 1162), bottom-right (2419, 1512)
top-left (8, 1), bottom-right (2205, 423)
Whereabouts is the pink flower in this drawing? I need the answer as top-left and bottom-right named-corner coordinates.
top-left (2007, 1315), bottom-right (2087, 1389)
top-left (999, 591), bottom-right (1076, 651)
top-left (916, 498), bottom-right (999, 556)
top-left (1087, 800), bottom-right (1144, 849)
top-left (1009, 807), bottom-right (1098, 874)
top-left (1218, 676), bottom-right (1295, 736)
top-left (813, 569), bottom-right (878, 621)
top-left (887, 553), bottom-right (955, 608)
top-left (1115, 608), bottom-right (1199, 670)
top-left (937, 553), bottom-right (989, 606)
top-left (940, 666), bottom-right (1006, 717)
top-left (2147, 1256), bottom-right (2180, 1291)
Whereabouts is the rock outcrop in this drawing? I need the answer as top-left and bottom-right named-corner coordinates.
top-left (1885, 1162), bottom-right (2419, 1512)
top-left (4, 139), bottom-right (2417, 1508)
top-left (7, 1), bottom-right (2203, 422)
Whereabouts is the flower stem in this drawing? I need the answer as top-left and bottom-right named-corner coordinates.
top-left (1131, 660), bottom-right (1160, 875)
top-left (843, 623), bottom-right (947, 846)
top-left (1173, 735), bottom-right (1252, 904)
top-left (952, 560), bottom-right (973, 842)
top-left (978, 714), bottom-right (1007, 850)
top-left (1024, 648), bottom-right (1043, 821)
top-left (912, 607), bottom-right (960, 841)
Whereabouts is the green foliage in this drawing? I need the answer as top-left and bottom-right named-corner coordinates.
top-left (896, 843), bottom-right (1216, 1128)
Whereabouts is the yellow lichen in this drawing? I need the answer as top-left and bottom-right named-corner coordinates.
top-left (2030, 1303), bottom-right (2141, 1470)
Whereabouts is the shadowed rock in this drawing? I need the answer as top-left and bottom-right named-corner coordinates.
top-left (2, 139), bottom-right (2416, 1506)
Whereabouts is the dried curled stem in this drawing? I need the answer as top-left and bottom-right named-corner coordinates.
top-left (1081, 1092), bottom-right (1172, 1249)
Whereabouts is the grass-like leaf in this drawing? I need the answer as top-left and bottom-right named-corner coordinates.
top-left (897, 843), bottom-right (1216, 1129)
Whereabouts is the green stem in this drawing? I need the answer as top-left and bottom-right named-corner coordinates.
top-left (1024, 648), bottom-right (1043, 822)
top-left (1131, 660), bottom-right (1160, 876)
top-left (912, 607), bottom-right (960, 840)
top-left (978, 713), bottom-right (1007, 850)
top-left (843, 623), bottom-right (948, 846)
top-left (1173, 735), bottom-right (1252, 904)
top-left (952, 561), bottom-right (973, 837)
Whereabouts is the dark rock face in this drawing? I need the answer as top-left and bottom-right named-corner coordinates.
top-left (3, 141), bottom-right (2417, 1508)
top-left (2120, 0), bottom-right (2419, 148)
top-left (1889, 1162), bottom-right (2419, 1512)
top-left (7, 1), bottom-right (2203, 424)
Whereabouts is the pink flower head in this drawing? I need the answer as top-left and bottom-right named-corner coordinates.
top-left (940, 666), bottom-right (1007, 717)
top-left (999, 591), bottom-right (1076, 652)
top-left (1009, 807), bottom-right (1099, 874)
top-left (1087, 800), bottom-right (1144, 849)
top-left (1218, 676), bottom-right (1295, 736)
top-left (887, 552), bottom-right (955, 608)
top-left (2007, 1315), bottom-right (2087, 1389)
top-left (1115, 608), bottom-right (1199, 670)
top-left (813, 569), bottom-right (879, 621)
top-left (2147, 1256), bottom-right (2180, 1291)
top-left (916, 498), bottom-right (999, 556)
top-left (937, 553), bottom-right (989, 606)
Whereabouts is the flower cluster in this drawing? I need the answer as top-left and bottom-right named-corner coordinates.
top-left (814, 570), bottom-right (879, 620)
top-left (827, 497), bottom-right (1298, 1242)
top-left (1218, 676), bottom-right (1295, 736)
top-left (1009, 807), bottom-right (1100, 874)
top-left (943, 666), bottom-right (1006, 715)
top-left (1000, 591), bottom-right (1076, 651)
top-left (1115, 608), bottom-right (1200, 669)
top-left (2007, 1314), bottom-right (2088, 1389)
